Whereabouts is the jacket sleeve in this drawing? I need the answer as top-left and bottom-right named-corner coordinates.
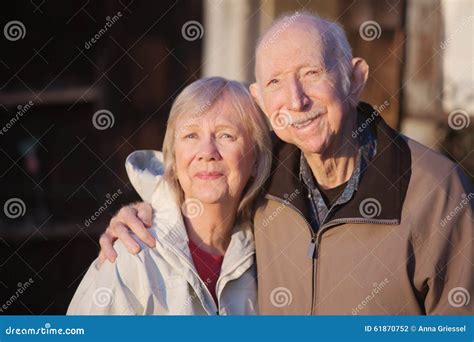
top-left (67, 242), bottom-right (147, 315)
top-left (416, 166), bottom-right (473, 315)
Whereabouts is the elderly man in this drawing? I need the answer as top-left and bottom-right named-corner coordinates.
top-left (96, 12), bottom-right (473, 315)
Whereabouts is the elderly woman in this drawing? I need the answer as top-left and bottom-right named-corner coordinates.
top-left (67, 77), bottom-right (272, 315)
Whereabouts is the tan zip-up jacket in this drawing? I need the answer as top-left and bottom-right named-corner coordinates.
top-left (254, 102), bottom-right (473, 315)
top-left (68, 151), bottom-right (258, 315)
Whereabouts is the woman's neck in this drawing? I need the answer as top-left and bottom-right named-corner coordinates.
top-left (184, 202), bottom-right (237, 255)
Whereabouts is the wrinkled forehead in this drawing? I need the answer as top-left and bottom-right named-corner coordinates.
top-left (255, 21), bottom-right (327, 79)
top-left (175, 94), bottom-right (248, 132)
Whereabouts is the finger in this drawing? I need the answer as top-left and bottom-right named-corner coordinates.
top-left (99, 232), bottom-right (117, 262)
top-left (135, 202), bottom-right (153, 227)
top-left (119, 207), bottom-right (154, 247)
top-left (98, 250), bottom-right (107, 266)
top-left (113, 222), bottom-right (141, 254)
top-left (135, 204), bottom-right (155, 247)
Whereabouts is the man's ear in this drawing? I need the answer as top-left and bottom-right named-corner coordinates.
top-left (348, 57), bottom-right (369, 105)
top-left (250, 83), bottom-right (264, 112)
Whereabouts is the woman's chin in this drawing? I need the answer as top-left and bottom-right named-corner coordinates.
top-left (190, 191), bottom-right (227, 205)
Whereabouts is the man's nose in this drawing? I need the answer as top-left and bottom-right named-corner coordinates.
top-left (197, 137), bottom-right (221, 161)
top-left (286, 77), bottom-right (309, 111)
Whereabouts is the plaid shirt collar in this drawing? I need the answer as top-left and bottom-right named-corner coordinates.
top-left (299, 120), bottom-right (377, 226)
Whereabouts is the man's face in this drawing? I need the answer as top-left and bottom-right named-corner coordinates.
top-left (253, 24), bottom-right (353, 155)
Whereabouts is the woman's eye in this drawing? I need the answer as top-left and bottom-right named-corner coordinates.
top-left (306, 70), bottom-right (319, 76)
top-left (220, 133), bottom-right (234, 140)
top-left (184, 133), bottom-right (197, 139)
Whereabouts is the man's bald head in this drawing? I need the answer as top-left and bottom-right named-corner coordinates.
top-left (255, 12), bottom-right (353, 95)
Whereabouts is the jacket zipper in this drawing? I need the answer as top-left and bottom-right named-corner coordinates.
top-left (265, 194), bottom-right (399, 315)
top-left (162, 240), bottom-right (256, 315)
top-left (160, 242), bottom-right (219, 314)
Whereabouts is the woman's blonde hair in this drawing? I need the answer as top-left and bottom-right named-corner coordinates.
top-left (162, 77), bottom-right (272, 223)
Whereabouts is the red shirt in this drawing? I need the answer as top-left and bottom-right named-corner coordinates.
top-left (188, 239), bottom-right (224, 304)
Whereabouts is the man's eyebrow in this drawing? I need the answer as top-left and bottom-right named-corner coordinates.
top-left (264, 62), bottom-right (325, 82)
top-left (265, 70), bottom-right (282, 81)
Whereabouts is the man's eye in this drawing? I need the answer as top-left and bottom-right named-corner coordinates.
top-left (267, 79), bottom-right (279, 86)
top-left (306, 70), bottom-right (320, 76)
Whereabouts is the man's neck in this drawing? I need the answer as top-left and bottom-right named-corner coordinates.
top-left (304, 122), bottom-right (359, 190)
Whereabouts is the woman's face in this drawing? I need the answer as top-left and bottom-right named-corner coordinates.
top-left (174, 98), bottom-right (256, 207)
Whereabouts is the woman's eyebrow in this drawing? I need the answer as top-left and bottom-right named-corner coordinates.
top-left (215, 124), bottom-right (240, 132)
top-left (179, 122), bottom-right (200, 130)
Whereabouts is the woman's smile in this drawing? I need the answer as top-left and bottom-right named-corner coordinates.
top-left (194, 171), bottom-right (224, 180)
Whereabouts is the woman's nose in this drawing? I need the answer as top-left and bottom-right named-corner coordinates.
top-left (197, 138), bottom-right (221, 161)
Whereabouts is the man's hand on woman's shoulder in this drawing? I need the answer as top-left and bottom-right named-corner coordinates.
top-left (98, 202), bottom-right (154, 266)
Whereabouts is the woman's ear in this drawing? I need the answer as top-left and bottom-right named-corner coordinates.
top-left (348, 57), bottom-right (369, 106)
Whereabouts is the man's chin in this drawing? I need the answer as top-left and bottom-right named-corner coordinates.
top-left (296, 139), bottom-right (328, 156)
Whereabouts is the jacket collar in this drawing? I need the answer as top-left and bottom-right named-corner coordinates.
top-left (265, 102), bottom-right (412, 224)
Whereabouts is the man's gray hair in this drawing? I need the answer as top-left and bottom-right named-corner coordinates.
top-left (256, 11), bottom-right (353, 95)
